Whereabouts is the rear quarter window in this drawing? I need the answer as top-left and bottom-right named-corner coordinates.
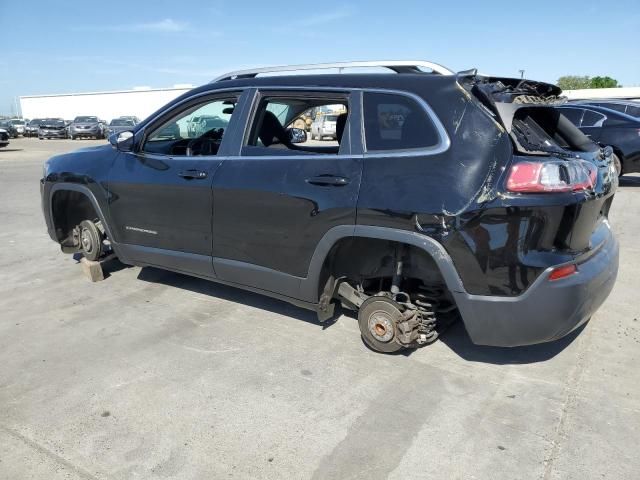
top-left (363, 92), bottom-right (440, 152)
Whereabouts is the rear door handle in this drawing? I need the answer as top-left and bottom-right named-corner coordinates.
top-left (178, 169), bottom-right (208, 180)
top-left (306, 175), bottom-right (350, 186)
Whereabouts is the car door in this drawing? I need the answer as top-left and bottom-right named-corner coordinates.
top-left (108, 89), bottom-right (248, 277)
top-left (211, 88), bottom-right (363, 298)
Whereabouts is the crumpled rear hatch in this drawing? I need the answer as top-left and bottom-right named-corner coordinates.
top-left (458, 73), bottom-right (617, 253)
top-left (458, 74), bottom-right (597, 157)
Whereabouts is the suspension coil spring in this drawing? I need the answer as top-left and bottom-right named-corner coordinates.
top-left (392, 291), bottom-right (439, 345)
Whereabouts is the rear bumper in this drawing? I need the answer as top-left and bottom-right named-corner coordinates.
top-left (454, 221), bottom-right (619, 347)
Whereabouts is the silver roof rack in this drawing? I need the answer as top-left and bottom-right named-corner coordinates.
top-left (211, 60), bottom-right (454, 83)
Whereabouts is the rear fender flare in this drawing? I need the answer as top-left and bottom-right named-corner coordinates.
top-left (300, 225), bottom-right (467, 302)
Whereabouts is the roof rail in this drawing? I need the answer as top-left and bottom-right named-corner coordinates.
top-left (211, 60), bottom-right (454, 83)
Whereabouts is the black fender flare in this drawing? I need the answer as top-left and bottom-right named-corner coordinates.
top-left (299, 225), bottom-right (467, 302)
top-left (48, 183), bottom-right (116, 243)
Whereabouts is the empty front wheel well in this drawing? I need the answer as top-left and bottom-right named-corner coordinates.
top-left (51, 190), bottom-right (101, 243)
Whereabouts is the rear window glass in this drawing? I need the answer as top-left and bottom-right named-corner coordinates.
top-left (363, 92), bottom-right (439, 151)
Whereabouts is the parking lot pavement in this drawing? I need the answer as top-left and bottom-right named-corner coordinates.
top-left (0, 137), bottom-right (638, 480)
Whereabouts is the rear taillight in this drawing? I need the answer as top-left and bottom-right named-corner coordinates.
top-left (506, 160), bottom-right (596, 193)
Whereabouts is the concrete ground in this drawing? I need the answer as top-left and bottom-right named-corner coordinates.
top-left (0, 137), bottom-right (638, 479)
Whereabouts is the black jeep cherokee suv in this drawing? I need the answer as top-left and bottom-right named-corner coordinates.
top-left (41, 61), bottom-right (619, 353)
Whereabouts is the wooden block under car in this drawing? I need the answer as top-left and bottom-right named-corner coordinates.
top-left (80, 257), bottom-right (105, 282)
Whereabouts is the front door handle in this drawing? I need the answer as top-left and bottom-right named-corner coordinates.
top-left (178, 169), bottom-right (208, 180)
top-left (306, 175), bottom-right (350, 186)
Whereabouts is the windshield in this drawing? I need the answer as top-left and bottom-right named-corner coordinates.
top-left (324, 115), bottom-right (338, 122)
top-left (74, 116), bottom-right (98, 123)
top-left (110, 119), bottom-right (134, 126)
top-left (29, 119), bottom-right (43, 125)
top-left (44, 120), bottom-right (65, 127)
top-left (11, 120), bottom-right (25, 125)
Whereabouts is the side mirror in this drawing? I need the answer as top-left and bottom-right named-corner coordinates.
top-left (287, 127), bottom-right (307, 144)
top-left (110, 130), bottom-right (134, 152)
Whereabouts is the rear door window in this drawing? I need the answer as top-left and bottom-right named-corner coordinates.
top-left (362, 92), bottom-right (440, 152)
top-left (244, 93), bottom-right (350, 154)
top-left (559, 108), bottom-right (584, 127)
top-left (624, 104), bottom-right (640, 117)
top-left (581, 110), bottom-right (606, 127)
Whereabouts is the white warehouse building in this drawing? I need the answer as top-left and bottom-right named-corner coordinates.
top-left (19, 85), bottom-right (195, 122)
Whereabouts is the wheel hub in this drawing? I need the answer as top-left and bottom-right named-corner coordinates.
top-left (81, 229), bottom-right (93, 252)
top-left (368, 311), bottom-right (395, 342)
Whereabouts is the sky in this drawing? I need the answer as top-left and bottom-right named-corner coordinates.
top-left (1, 0), bottom-right (639, 116)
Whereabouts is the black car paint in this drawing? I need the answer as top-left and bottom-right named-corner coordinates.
top-left (558, 104), bottom-right (640, 174)
top-left (41, 73), bottom-right (618, 347)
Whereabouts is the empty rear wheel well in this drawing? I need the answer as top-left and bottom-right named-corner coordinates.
top-left (317, 237), bottom-right (455, 306)
top-left (51, 190), bottom-right (100, 243)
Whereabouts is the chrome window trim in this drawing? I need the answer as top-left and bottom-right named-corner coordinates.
top-left (141, 85), bottom-right (450, 160)
top-left (237, 86), bottom-right (449, 159)
top-left (360, 88), bottom-right (451, 157)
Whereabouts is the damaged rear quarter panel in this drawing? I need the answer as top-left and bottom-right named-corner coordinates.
top-left (356, 81), bottom-right (512, 230)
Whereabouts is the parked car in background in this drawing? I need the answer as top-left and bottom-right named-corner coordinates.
top-left (25, 118), bottom-right (45, 137)
top-left (557, 104), bottom-right (640, 176)
top-left (195, 115), bottom-right (228, 137)
top-left (10, 119), bottom-right (26, 136)
top-left (107, 118), bottom-right (136, 137)
top-left (118, 115), bottom-right (140, 124)
top-left (38, 118), bottom-right (68, 139)
top-left (41, 60), bottom-right (618, 354)
top-left (69, 116), bottom-right (105, 140)
top-left (0, 120), bottom-right (19, 138)
top-left (571, 100), bottom-right (640, 119)
top-left (310, 113), bottom-right (339, 140)
top-left (0, 127), bottom-right (9, 147)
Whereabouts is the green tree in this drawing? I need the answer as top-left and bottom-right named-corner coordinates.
top-left (590, 76), bottom-right (620, 88)
top-left (557, 75), bottom-right (592, 90)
